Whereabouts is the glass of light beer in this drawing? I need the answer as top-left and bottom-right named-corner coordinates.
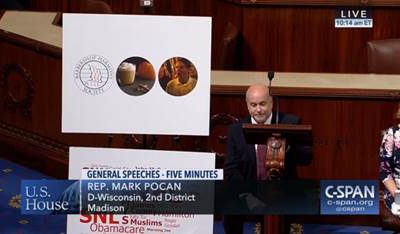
top-left (118, 62), bottom-right (136, 85)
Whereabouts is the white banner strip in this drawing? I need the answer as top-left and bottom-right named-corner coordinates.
top-left (81, 168), bottom-right (223, 180)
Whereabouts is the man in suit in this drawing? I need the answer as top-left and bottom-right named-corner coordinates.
top-left (223, 83), bottom-right (312, 233)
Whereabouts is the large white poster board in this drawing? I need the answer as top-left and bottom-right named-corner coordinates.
top-left (67, 147), bottom-right (215, 234)
top-left (62, 14), bottom-right (211, 135)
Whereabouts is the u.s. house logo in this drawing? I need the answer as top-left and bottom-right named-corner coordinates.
top-left (73, 55), bottom-right (113, 95)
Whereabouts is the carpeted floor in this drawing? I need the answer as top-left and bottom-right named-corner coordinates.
top-left (0, 158), bottom-right (67, 233)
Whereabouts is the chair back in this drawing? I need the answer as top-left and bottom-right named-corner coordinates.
top-left (80, 0), bottom-right (112, 14)
top-left (367, 39), bottom-right (400, 74)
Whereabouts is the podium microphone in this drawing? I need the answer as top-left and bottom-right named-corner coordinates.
top-left (267, 71), bottom-right (274, 96)
top-left (267, 71), bottom-right (279, 124)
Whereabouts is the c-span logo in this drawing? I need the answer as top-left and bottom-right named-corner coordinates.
top-left (320, 180), bottom-right (379, 215)
top-left (73, 55), bottom-right (113, 95)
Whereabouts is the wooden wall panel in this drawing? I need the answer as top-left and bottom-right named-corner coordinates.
top-left (278, 97), bottom-right (398, 179)
top-left (30, 0), bottom-right (67, 12)
top-left (241, 6), bottom-right (400, 73)
top-left (238, 4), bottom-right (400, 73)
top-left (26, 0), bottom-right (400, 72)
top-left (212, 0), bottom-right (243, 69)
top-left (227, 0), bottom-right (400, 6)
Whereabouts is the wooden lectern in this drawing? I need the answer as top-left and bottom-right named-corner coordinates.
top-left (243, 123), bottom-right (312, 234)
top-left (243, 123), bottom-right (312, 180)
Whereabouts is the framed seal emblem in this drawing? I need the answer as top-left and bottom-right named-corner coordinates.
top-left (73, 55), bottom-right (113, 95)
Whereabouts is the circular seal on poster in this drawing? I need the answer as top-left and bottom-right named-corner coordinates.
top-left (73, 55), bottom-right (113, 95)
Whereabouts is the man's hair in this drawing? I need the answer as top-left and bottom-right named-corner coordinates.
top-left (396, 102), bottom-right (400, 119)
top-left (175, 57), bottom-right (191, 67)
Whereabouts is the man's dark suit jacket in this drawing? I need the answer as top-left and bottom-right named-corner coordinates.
top-left (224, 112), bottom-right (312, 181)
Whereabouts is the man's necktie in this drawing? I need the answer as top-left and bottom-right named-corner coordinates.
top-left (256, 144), bottom-right (267, 180)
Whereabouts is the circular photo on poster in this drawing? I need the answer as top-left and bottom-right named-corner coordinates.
top-left (158, 57), bottom-right (198, 96)
top-left (116, 57), bottom-right (156, 96)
